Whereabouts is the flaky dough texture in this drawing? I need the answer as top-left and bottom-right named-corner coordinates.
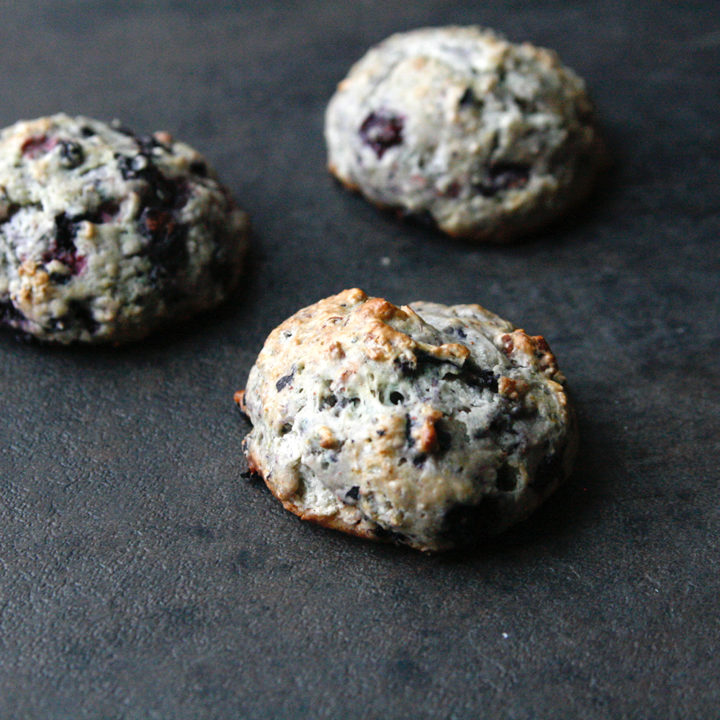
top-left (238, 289), bottom-right (577, 551)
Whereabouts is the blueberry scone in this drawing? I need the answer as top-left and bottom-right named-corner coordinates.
top-left (237, 288), bottom-right (576, 552)
top-left (0, 113), bottom-right (249, 343)
top-left (325, 26), bottom-right (604, 242)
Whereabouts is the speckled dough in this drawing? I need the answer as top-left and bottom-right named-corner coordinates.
top-left (325, 26), bottom-right (604, 242)
top-left (237, 289), bottom-right (577, 552)
top-left (0, 114), bottom-right (249, 343)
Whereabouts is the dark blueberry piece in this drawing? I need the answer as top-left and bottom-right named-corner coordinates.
top-left (49, 272), bottom-right (71, 285)
top-left (146, 173), bottom-right (182, 209)
top-left (359, 111), bottom-right (404, 159)
top-left (444, 325), bottom-right (467, 339)
top-left (473, 426), bottom-right (489, 440)
top-left (74, 302), bottom-right (100, 335)
top-left (530, 447), bottom-right (563, 491)
top-left (414, 348), bottom-right (465, 373)
top-left (434, 421), bottom-right (452, 454)
top-left (0, 201), bottom-right (19, 224)
top-left (140, 207), bottom-right (189, 283)
top-left (394, 356), bottom-right (416, 376)
top-left (477, 163), bottom-right (530, 197)
top-left (495, 464), bottom-right (517, 492)
top-left (275, 371), bottom-right (295, 392)
top-left (377, 429), bottom-right (386, 437)
top-left (515, 97), bottom-right (535, 113)
top-left (442, 181), bottom-right (462, 199)
top-left (509, 403), bottom-right (534, 419)
top-left (279, 422), bottom-right (292, 436)
top-left (189, 160), bottom-right (208, 177)
top-left (59, 140), bottom-right (85, 169)
top-left (171, 181), bottom-right (191, 210)
top-left (439, 499), bottom-right (500, 547)
top-left (459, 87), bottom-right (481, 108)
top-left (490, 412), bottom-right (510, 432)
top-left (54, 212), bottom-right (75, 251)
top-left (0, 299), bottom-right (24, 325)
top-left (462, 361), bottom-right (498, 393)
top-left (389, 391), bottom-right (404, 405)
top-left (116, 153), bottom-right (145, 181)
top-left (412, 453), bottom-right (427, 467)
top-left (440, 503), bottom-right (480, 546)
top-left (52, 206), bottom-right (120, 247)
top-left (86, 200), bottom-right (120, 224)
top-left (319, 393), bottom-right (337, 409)
top-left (116, 150), bottom-right (183, 209)
top-left (373, 525), bottom-right (407, 544)
top-left (140, 207), bottom-right (172, 239)
top-left (43, 213), bottom-right (85, 275)
top-left (80, 126), bottom-right (96, 137)
top-left (337, 396), bottom-right (360, 409)
top-left (403, 208), bottom-right (437, 230)
top-left (474, 412), bottom-right (510, 439)
top-left (51, 300), bottom-right (99, 336)
top-left (404, 414), bottom-right (414, 447)
top-left (345, 486), bottom-right (360, 501)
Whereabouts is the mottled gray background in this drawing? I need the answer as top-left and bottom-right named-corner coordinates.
top-left (0, 1), bottom-right (718, 718)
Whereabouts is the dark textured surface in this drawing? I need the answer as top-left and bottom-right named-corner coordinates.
top-left (0, 2), bottom-right (718, 718)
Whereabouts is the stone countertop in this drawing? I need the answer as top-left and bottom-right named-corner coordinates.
top-left (0, 2), bottom-right (718, 718)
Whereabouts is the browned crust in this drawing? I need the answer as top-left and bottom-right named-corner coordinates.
top-left (244, 449), bottom-right (388, 545)
top-left (238, 290), bottom-right (579, 552)
top-left (243, 429), bottom-right (578, 553)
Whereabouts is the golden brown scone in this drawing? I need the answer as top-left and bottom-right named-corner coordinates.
top-left (238, 289), bottom-right (577, 552)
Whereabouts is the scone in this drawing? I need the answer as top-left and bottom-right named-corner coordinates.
top-left (237, 289), bottom-right (577, 552)
top-left (325, 26), bottom-right (604, 242)
top-left (0, 113), bottom-right (249, 343)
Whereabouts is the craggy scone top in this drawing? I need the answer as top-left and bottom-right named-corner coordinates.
top-left (240, 289), bottom-right (576, 551)
top-left (325, 26), bottom-right (604, 242)
top-left (0, 114), bottom-right (249, 343)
